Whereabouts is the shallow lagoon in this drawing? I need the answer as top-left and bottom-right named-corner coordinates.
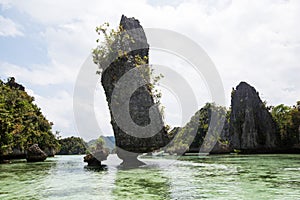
top-left (1, 154), bottom-right (300, 199)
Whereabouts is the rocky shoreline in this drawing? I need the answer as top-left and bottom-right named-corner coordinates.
top-left (1, 144), bottom-right (52, 163)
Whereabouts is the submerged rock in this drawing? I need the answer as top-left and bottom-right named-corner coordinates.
top-left (26, 144), bottom-right (47, 162)
top-left (84, 150), bottom-right (109, 167)
top-left (229, 82), bottom-right (280, 153)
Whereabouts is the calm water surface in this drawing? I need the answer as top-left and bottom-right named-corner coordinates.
top-left (0, 154), bottom-right (300, 199)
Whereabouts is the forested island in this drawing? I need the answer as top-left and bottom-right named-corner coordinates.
top-left (167, 82), bottom-right (300, 155)
top-left (57, 136), bottom-right (115, 155)
top-left (0, 78), bottom-right (59, 162)
top-left (57, 137), bottom-right (87, 155)
top-left (0, 78), bottom-right (113, 163)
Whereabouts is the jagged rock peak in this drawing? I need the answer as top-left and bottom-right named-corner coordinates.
top-left (120, 15), bottom-right (149, 50)
top-left (234, 81), bottom-right (260, 97)
top-left (236, 81), bottom-right (254, 89)
top-left (120, 15), bottom-right (143, 30)
top-left (230, 81), bottom-right (279, 152)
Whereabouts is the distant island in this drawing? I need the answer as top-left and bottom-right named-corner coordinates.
top-left (167, 82), bottom-right (300, 155)
top-left (57, 136), bottom-right (116, 155)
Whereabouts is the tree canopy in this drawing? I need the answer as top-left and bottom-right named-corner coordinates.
top-left (57, 137), bottom-right (87, 155)
top-left (0, 78), bottom-right (59, 158)
top-left (166, 103), bottom-right (228, 154)
top-left (271, 102), bottom-right (300, 146)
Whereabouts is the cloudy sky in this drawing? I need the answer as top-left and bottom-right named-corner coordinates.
top-left (0, 0), bottom-right (299, 140)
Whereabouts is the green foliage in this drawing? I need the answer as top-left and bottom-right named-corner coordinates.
top-left (233, 149), bottom-right (241, 154)
top-left (92, 22), bottom-right (163, 105)
top-left (87, 136), bottom-right (115, 153)
top-left (87, 136), bottom-right (107, 153)
top-left (0, 78), bottom-right (59, 157)
top-left (92, 22), bottom-right (127, 73)
top-left (166, 103), bottom-right (228, 154)
top-left (95, 137), bottom-right (105, 150)
top-left (271, 102), bottom-right (300, 146)
top-left (57, 137), bottom-right (87, 155)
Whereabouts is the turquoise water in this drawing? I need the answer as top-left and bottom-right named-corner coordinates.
top-left (0, 154), bottom-right (300, 199)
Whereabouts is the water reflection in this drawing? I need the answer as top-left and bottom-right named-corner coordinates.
top-left (88, 154), bottom-right (172, 199)
top-left (84, 165), bottom-right (108, 172)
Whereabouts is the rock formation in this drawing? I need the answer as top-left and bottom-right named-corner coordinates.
top-left (26, 144), bottom-right (47, 162)
top-left (168, 82), bottom-right (283, 154)
top-left (84, 150), bottom-right (109, 167)
top-left (229, 82), bottom-right (280, 153)
top-left (210, 120), bottom-right (232, 154)
top-left (100, 15), bottom-right (169, 165)
top-left (43, 147), bottom-right (56, 157)
top-left (166, 103), bottom-right (231, 155)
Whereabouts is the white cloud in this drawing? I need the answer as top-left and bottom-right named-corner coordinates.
top-left (1, 0), bottom-right (300, 139)
top-left (0, 0), bottom-right (12, 10)
top-left (0, 62), bottom-right (76, 86)
top-left (28, 88), bottom-right (76, 137)
top-left (0, 15), bottom-right (23, 37)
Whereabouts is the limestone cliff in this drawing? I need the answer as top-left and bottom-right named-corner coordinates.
top-left (229, 82), bottom-right (280, 152)
top-left (169, 82), bottom-right (282, 154)
top-left (100, 15), bottom-right (169, 162)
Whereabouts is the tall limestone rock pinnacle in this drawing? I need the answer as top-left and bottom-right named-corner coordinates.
top-left (229, 82), bottom-right (279, 152)
top-left (100, 15), bottom-right (169, 165)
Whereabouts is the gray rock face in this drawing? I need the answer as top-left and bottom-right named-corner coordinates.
top-left (166, 103), bottom-right (231, 155)
top-left (5, 148), bottom-right (26, 159)
top-left (210, 120), bottom-right (232, 154)
top-left (229, 82), bottom-right (279, 152)
top-left (26, 144), bottom-right (47, 162)
top-left (43, 147), bottom-right (56, 157)
top-left (100, 15), bottom-right (169, 163)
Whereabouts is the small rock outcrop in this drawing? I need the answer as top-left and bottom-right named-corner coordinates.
top-left (26, 144), bottom-right (47, 162)
top-left (84, 150), bottom-right (109, 167)
top-left (229, 82), bottom-right (280, 152)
